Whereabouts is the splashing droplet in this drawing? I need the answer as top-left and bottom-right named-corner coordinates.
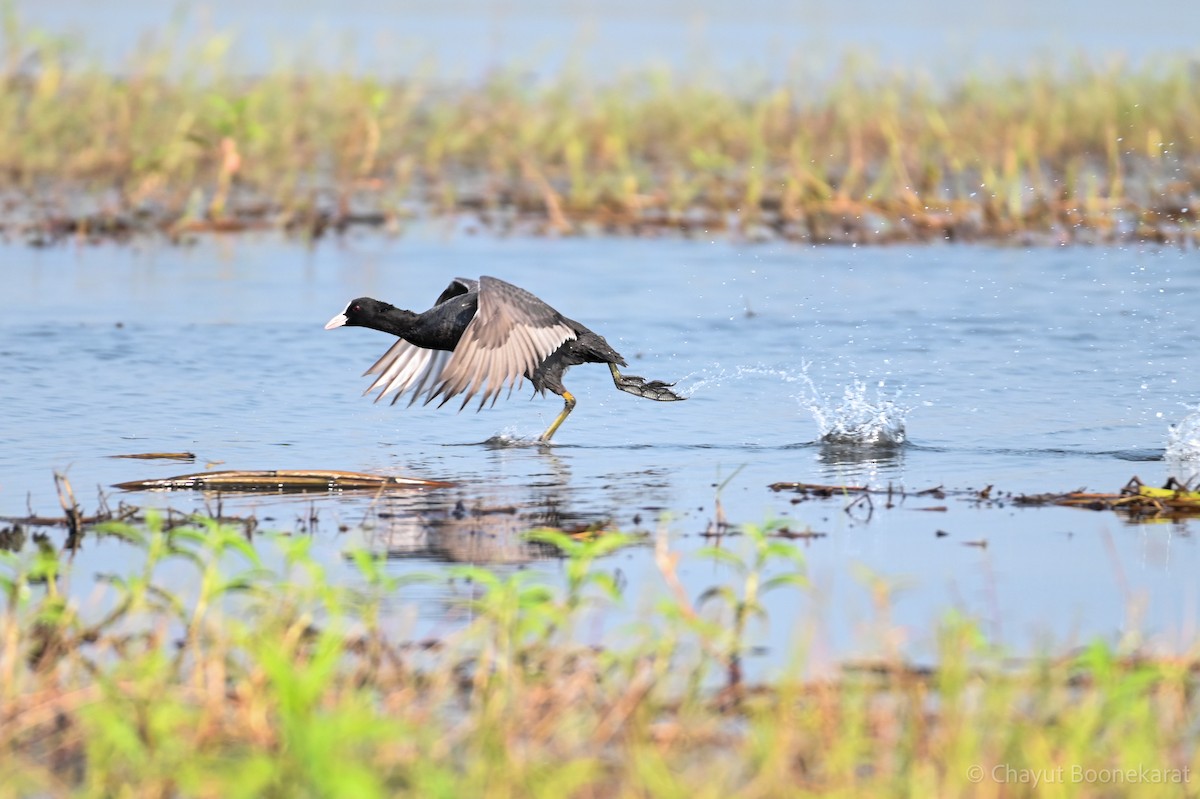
top-left (673, 363), bottom-right (811, 398)
top-left (806, 379), bottom-right (909, 448)
top-left (1165, 406), bottom-right (1200, 461)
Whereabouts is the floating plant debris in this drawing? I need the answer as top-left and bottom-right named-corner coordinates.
top-left (1014, 477), bottom-right (1200, 520)
top-left (771, 476), bottom-right (1200, 523)
top-left (769, 481), bottom-right (872, 496)
top-left (113, 469), bottom-right (455, 492)
top-left (772, 527), bottom-right (827, 540)
top-left (110, 451), bottom-right (197, 461)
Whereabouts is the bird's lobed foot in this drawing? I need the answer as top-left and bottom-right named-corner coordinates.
top-left (613, 374), bottom-right (687, 401)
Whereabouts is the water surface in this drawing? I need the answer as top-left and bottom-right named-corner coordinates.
top-left (3, 232), bottom-right (1198, 670)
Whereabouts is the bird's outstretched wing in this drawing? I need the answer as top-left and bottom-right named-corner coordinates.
top-left (360, 278), bottom-right (479, 406)
top-left (362, 340), bottom-right (453, 406)
top-left (429, 276), bottom-right (576, 409)
top-left (434, 277), bottom-right (478, 306)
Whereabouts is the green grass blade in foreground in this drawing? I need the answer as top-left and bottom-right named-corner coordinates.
top-left (0, 514), bottom-right (1197, 796)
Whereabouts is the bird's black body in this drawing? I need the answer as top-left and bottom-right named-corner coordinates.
top-left (326, 276), bottom-right (683, 441)
top-left (529, 329), bottom-right (624, 398)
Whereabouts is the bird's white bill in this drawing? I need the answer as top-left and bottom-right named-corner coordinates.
top-left (324, 313), bottom-right (348, 330)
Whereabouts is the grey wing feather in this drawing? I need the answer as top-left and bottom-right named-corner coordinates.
top-left (429, 276), bottom-right (576, 409)
top-left (363, 339), bottom-right (453, 406)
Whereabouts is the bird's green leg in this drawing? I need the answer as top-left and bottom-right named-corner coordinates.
top-left (609, 363), bottom-right (686, 401)
top-left (539, 390), bottom-right (576, 442)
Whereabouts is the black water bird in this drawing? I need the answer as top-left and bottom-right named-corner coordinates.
top-left (325, 276), bottom-right (685, 441)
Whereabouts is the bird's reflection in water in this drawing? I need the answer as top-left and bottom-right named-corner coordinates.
top-left (357, 451), bottom-right (672, 565)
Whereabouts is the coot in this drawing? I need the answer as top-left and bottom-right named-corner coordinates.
top-left (325, 276), bottom-right (685, 441)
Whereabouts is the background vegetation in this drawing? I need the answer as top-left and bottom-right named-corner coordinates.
top-left (2, 12), bottom-right (1197, 244)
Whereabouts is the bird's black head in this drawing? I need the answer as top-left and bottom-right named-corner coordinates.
top-left (325, 297), bottom-right (394, 330)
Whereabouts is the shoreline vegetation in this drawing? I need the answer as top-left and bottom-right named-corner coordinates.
top-left (3, 513), bottom-right (1198, 796)
top-left (1, 20), bottom-right (1198, 246)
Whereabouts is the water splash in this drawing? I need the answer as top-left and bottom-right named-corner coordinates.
top-left (675, 363), bottom-right (812, 398)
top-left (805, 379), bottom-right (909, 448)
top-left (479, 427), bottom-right (540, 448)
top-left (1165, 406), bottom-right (1200, 461)
top-left (677, 363), bottom-right (910, 448)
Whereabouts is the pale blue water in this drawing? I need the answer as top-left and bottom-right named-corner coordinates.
top-left (3, 233), bottom-right (1199, 670)
top-left (17, 0), bottom-right (1200, 79)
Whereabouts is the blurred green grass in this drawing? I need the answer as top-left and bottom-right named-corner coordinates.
top-left (2, 513), bottom-right (1197, 797)
top-left (2, 10), bottom-right (1198, 244)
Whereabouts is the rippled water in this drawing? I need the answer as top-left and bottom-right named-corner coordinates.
top-left (3, 232), bottom-right (1199, 668)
